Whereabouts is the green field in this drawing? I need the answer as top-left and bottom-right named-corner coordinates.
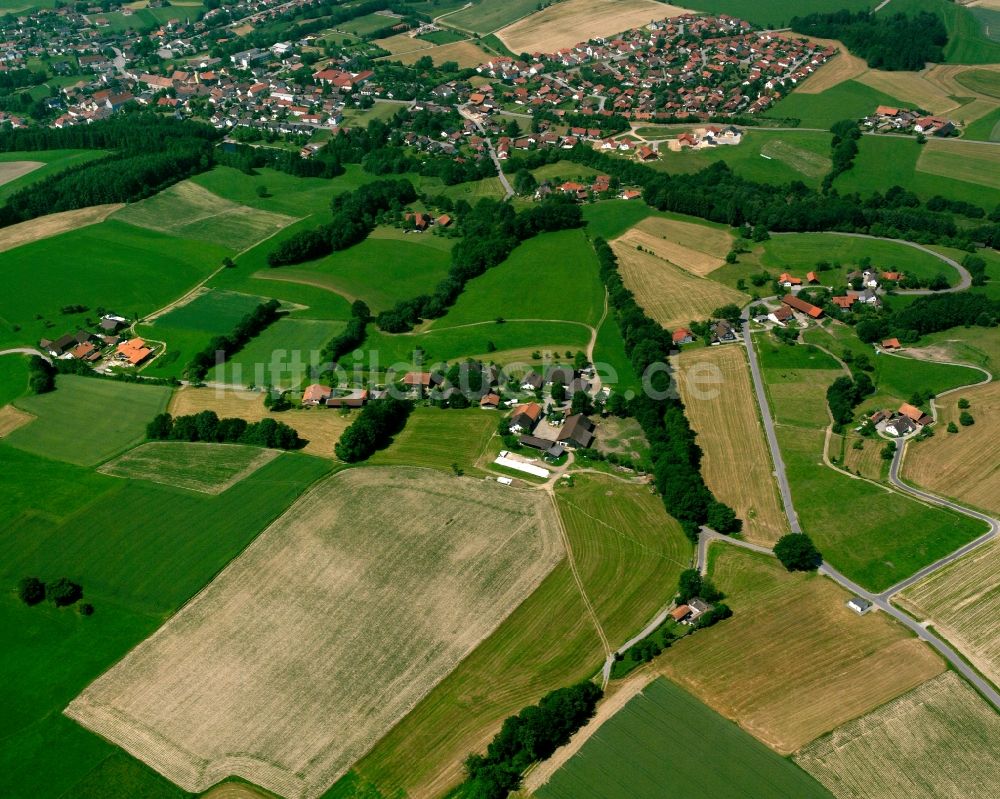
top-left (6, 375), bottom-right (171, 466)
top-left (769, 80), bottom-right (905, 129)
top-left (0, 149), bottom-right (108, 203)
top-left (871, 352), bottom-right (984, 406)
top-left (437, 229), bottom-right (604, 327)
top-left (418, 29), bottom-right (466, 44)
top-left (962, 105), bottom-right (1000, 142)
top-left (207, 317), bottom-right (346, 388)
top-left (537, 677), bottom-right (833, 799)
top-left (0, 220), bottom-right (228, 349)
top-left (955, 68), bottom-right (1000, 99)
top-left (444, 0), bottom-right (541, 33)
top-left (531, 160), bottom-right (601, 184)
top-left (339, 11), bottom-right (398, 36)
top-left (593, 315), bottom-right (642, 395)
top-left (368, 406), bottom-right (498, 472)
top-left (150, 288), bottom-right (268, 333)
top-left (682, 0), bottom-right (874, 28)
top-left (0, 353), bottom-right (30, 406)
top-left (582, 200), bottom-right (655, 240)
top-left (0, 449), bottom-right (330, 799)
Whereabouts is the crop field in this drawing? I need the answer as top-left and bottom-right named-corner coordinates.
top-left (114, 182), bottom-right (297, 252)
top-left (794, 672), bottom-right (1000, 799)
top-left (496, 0), bottom-right (682, 53)
top-left (616, 216), bottom-right (733, 276)
top-left (339, 11), bottom-right (396, 36)
top-left (0, 149), bottom-right (108, 202)
top-left (0, 203), bottom-right (122, 255)
top-left (535, 677), bottom-right (833, 799)
top-left (903, 380), bottom-right (1000, 515)
top-left (916, 139), bottom-right (1000, 191)
top-left (0, 219), bottom-right (228, 350)
top-left (836, 433), bottom-right (885, 481)
top-left (611, 240), bottom-right (748, 330)
top-left (556, 473), bottom-right (693, 645)
top-left (368, 406), bottom-right (497, 473)
top-left (855, 70), bottom-right (960, 116)
top-left (583, 199), bottom-right (655, 240)
top-left (391, 39), bottom-right (492, 68)
top-left (657, 547), bottom-right (945, 754)
top-left (168, 386), bottom-right (350, 457)
top-left (0, 404), bottom-right (32, 437)
top-left (896, 536), bottom-right (1000, 689)
top-left (207, 318), bottom-right (346, 389)
top-left (0, 159), bottom-right (40, 187)
top-left (677, 346), bottom-right (787, 544)
top-left (438, 229), bottom-right (605, 327)
top-left (6, 375), bottom-right (171, 466)
top-left (907, 327), bottom-right (1000, 374)
top-left (98, 442), bottom-right (279, 494)
top-left (444, 0), bottom-right (552, 34)
top-left (793, 38), bottom-right (868, 94)
top-left (955, 67), bottom-right (1000, 98)
top-left (67, 467), bottom-right (564, 799)
top-left (262, 232), bottom-right (452, 311)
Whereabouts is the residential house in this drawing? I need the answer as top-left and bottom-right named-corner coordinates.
top-left (711, 320), bottom-right (737, 344)
top-left (509, 402), bottom-right (543, 433)
top-left (768, 305), bottom-right (794, 326)
top-left (885, 415), bottom-right (917, 437)
top-left (672, 328), bottom-right (694, 345)
top-left (520, 372), bottom-right (543, 391)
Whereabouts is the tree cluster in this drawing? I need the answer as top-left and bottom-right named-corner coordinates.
top-left (824, 119), bottom-right (861, 190)
top-left (790, 10), bottom-right (947, 71)
top-left (147, 410), bottom-right (303, 449)
top-left (774, 533), bottom-right (823, 572)
top-left (826, 372), bottom-right (875, 427)
top-left (27, 355), bottom-right (55, 394)
top-left (592, 237), bottom-right (740, 541)
top-left (187, 299), bottom-right (283, 380)
top-left (461, 681), bottom-right (603, 799)
top-left (18, 576), bottom-right (84, 608)
top-left (324, 299), bottom-right (371, 364)
top-left (334, 397), bottom-right (412, 462)
top-left (856, 293), bottom-right (1000, 344)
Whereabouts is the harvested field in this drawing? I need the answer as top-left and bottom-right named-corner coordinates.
top-left (0, 204), bottom-right (122, 254)
top-left (895, 537), bottom-right (1000, 688)
top-left (0, 160), bottom-right (41, 186)
top-left (496, 0), bottom-right (686, 54)
top-left (114, 182), bottom-right (297, 252)
top-left (856, 70), bottom-right (959, 115)
top-left (616, 216), bottom-right (732, 276)
top-left (902, 380), bottom-right (1000, 515)
top-left (373, 32), bottom-right (432, 55)
top-left (168, 386), bottom-right (350, 458)
top-left (98, 442), bottom-right (279, 494)
top-left (657, 547), bottom-right (945, 754)
top-left (838, 433), bottom-right (884, 481)
top-left (392, 39), bottom-right (492, 68)
top-left (794, 672), bottom-right (1000, 799)
top-left (760, 139), bottom-right (832, 179)
top-left (795, 38), bottom-right (867, 93)
top-left (917, 139), bottom-right (1000, 190)
top-left (611, 239), bottom-right (748, 329)
top-left (0, 404), bottom-right (32, 437)
top-left (677, 346), bottom-right (787, 544)
top-left (66, 467), bottom-right (563, 799)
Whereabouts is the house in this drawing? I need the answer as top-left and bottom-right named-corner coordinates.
top-left (831, 295), bottom-right (855, 310)
top-left (480, 392), bottom-right (501, 409)
top-left (99, 316), bottom-right (126, 333)
top-left (620, 188), bottom-right (642, 200)
top-left (670, 604), bottom-right (691, 622)
top-left (778, 272), bottom-right (802, 287)
top-left (509, 402), bottom-right (542, 433)
top-left (672, 328), bottom-right (694, 345)
top-left (326, 389), bottom-right (369, 408)
top-left (545, 366), bottom-right (575, 386)
top-left (437, 214), bottom-right (452, 227)
top-left (519, 435), bottom-right (564, 458)
top-left (898, 402), bottom-right (933, 426)
top-left (768, 305), bottom-right (794, 326)
top-left (885, 415), bottom-right (916, 437)
top-left (847, 596), bottom-right (872, 615)
top-left (69, 341), bottom-right (100, 362)
top-left (688, 598), bottom-right (711, 619)
top-left (405, 212), bottom-right (430, 231)
top-left (636, 145), bottom-right (658, 162)
top-left (401, 371), bottom-right (440, 393)
top-left (42, 332), bottom-right (78, 356)
top-left (558, 413), bottom-right (595, 449)
top-left (115, 337), bottom-right (153, 366)
top-left (882, 338), bottom-right (901, 350)
top-left (781, 294), bottom-right (823, 319)
top-left (302, 383), bottom-right (333, 406)
top-left (520, 372), bottom-right (543, 391)
top-left (711, 320), bottom-right (737, 344)
top-left (807, 271), bottom-right (819, 284)
top-left (882, 271), bottom-right (902, 282)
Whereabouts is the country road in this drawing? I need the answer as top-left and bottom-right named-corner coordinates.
top-left (0, 347), bottom-right (50, 362)
top-left (458, 105), bottom-right (513, 199)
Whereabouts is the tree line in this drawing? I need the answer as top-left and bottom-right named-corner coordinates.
top-left (267, 178), bottom-right (417, 267)
top-left (790, 9), bottom-right (947, 71)
top-left (374, 195), bottom-right (583, 333)
top-left (592, 237), bottom-right (741, 542)
top-left (187, 299), bottom-right (283, 380)
top-left (324, 299), bottom-right (371, 364)
top-left (856, 292), bottom-right (1000, 345)
top-left (147, 410), bottom-right (303, 449)
top-left (461, 681), bottom-right (603, 799)
top-left (826, 372), bottom-right (875, 429)
top-left (334, 397), bottom-right (412, 462)
top-left (824, 119), bottom-right (861, 191)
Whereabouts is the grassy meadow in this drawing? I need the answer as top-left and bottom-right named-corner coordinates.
top-left (368, 406), bottom-right (498, 473)
top-left (0, 149), bottom-right (108, 203)
top-left (681, 0), bottom-right (873, 28)
top-left (0, 353), bottom-right (30, 406)
top-left (770, 80), bottom-right (905, 129)
top-left (444, 0), bottom-right (542, 33)
top-left (537, 677), bottom-right (833, 799)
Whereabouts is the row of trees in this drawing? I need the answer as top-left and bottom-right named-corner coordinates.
top-left (824, 119), bottom-right (862, 191)
top-left (267, 178), bottom-right (417, 267)
top-left (324, 299), bottom-right (371, 364)
top-left (18, 576), bottom-right (87, 610)
top-left (27, 355), bottom-right (54, 394)
top-left (592, 237), bottom-right (741, 541)
top-left (334, 397), bottom-right (412, 462)
top-left (375, 196), bottom-right (583, 332)
top-left (790, 10), bottom-right (948, 71)
top-left (147, 410), bottom-right (303, 450)
top-left (855, 292), bottom-right (1000, 345)
top-left (461, 681), bottom-right (603, 799)
top-left (826, 372), bottom-right (875, 428)
top-left (187, 299), bottom-right (283, 380)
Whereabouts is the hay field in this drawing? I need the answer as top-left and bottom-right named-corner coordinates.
top-left (66, 467), bottom-right (563, 799)
top-left (496, 0), bottom-right (684, 54)
top-left (374, 32), bottom-right (432, 55)
top-left (168, 386), bottom-right (350, 457)
top-left (0, 160), bottom-right (41, 186)
top-left (794, 672), bottom-right (1000, 799)
top-left (795, 38), bottom-right (867, 94)
top-left (99, 441), bottom-right (279, 494)
top-left (0, 404), bottom-right (32, 437)
top-left (838, 434), bottom-right (884, 481)
top-left (392, 39), bottom-right (492, 68)
top-left (677, 346), bottom-right (787, 544)
top-left (0, 204), bottom-right (122, 254)
top-left (895, 537), bottom-right (1000, 688)
top-left (760, 139), bottom-right (832, 179)
top-left (616, 216), bottom-right (732, 276)
top-left (611, 240), bottom-right (748, 329)
top-left (114, 181), bottom-right (297, 252)
top-left (856, 70), bottom-right (960, 115)
top-left (917, 139), bottom-right (1000, 191)
top-left (657, 547), bottom-right (944, 754)
top-left (902, 381), bottom-right (1000, 515)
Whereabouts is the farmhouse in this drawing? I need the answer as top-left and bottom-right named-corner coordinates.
top-left (510, 402), bottom-right (543, 433)
top-left (781, 294), bottom-right (823, 319)
top-left (898, 402), bottom-right (933, 426)
top-left (558, 413), bottom-right (595, 449)
top-left (520, 372), bottom-right (543, 391)
top-left (671, 604), bottom-right (692, 622)
top-left (769, 305), bottom-right (794, 326)
top-left (885, 416), bottom-right (917, 437)
top-left (70, 342), bottom-right (100, 362)
top-left (831, 295), bottom-right (855, 310)
top-left (401, 371), bottom-right (440, 394)
top-left (778, 272), bottom-right (802, 287)
top-left (115, 337), bottom-right (153, 366)
top-left (672, 328), bottom-right (694, 345)
top-left (302, 383), bottom-right (332, 406)
top-left (882, 338), bottom-right (902, 350)
top-left (326, 389), bottom-right (368, 408)
top-left (480, 392), bottom-right (501, 409)
top-left (711, 320), bottom-right (737, 344)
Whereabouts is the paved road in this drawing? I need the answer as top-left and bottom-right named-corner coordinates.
top-left (458, 105), bottom-right (513, 199)
top-left (741, 316), bottom-right (802, 532)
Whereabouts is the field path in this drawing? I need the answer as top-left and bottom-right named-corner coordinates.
top-left (0, 347), bottom-right (50, 362)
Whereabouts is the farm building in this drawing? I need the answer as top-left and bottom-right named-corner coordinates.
top-left (558, 413), bottom-right (595, 449)
top-left (510, 402), bottom-right (542, 433)
top-left (769, 305), bottom-right (794, 326)
top-left (70, 342), bottom-right (100, 362)
top-left (480, 393), bottom-right (501, 409)
top-left (326, 389), bottom-right (368, 408)
top-left (302, 384), bottom-right (332, 406)
top-left (847, 597), bottom-right (873, 615)
top-left (781, 294), bottom-right (824, 319)
top-left (520, 372), bottom-right (543, 391)
top-left (778, 273), bottom-right (802, 287)
top-left (401, 371), bottom-right (440, 394)
top-left (545, 366), bottom-right (575, 386)
top-left (115, 337), bottom-right (153, 366)
top-left (519, 435), bottom-right (564, 458)
top-left (898, 403), bottom-right (933, 426)
top-left (495, 452), bottom-right (550, 478)
top-left (882, 338), bottom-right (902, 350)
